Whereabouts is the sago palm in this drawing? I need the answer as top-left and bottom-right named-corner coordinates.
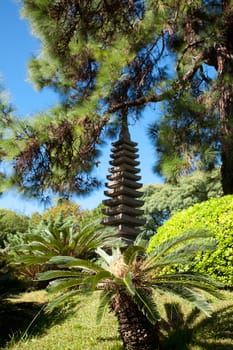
top-left (38, 228), bottom-right (222, 350)
top-left (8, 215), bottom-right (117, 279)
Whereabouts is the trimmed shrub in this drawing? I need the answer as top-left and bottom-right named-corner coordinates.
top-left (148, 195), bottom-right (233, 287)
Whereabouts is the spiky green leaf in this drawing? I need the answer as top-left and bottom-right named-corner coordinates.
top-left (123, 272), bottom-right (135, 296)
top-left (47, 277), bottom-right (81, 294)
top-left (123, 245), bottom-right (145, 265)
top-left (145, 229), bottom-right (214, 271)
top-left (148, 228), bottom-right (212, 260)
top-left (134, 288), bottom-right (160, 324)
top-left (96, 291), bottom-right (115, 325)
top-left (47, 255), bottom-right (102, 272)
top-left (14, 255), bottom-right (49, 265)
top-left (153, 272), bottom-right (223, 299)
top-left (161, 285), bottom-right (213, 316)
top-left (38, 269), bottom-right (82, 281)
top-left (81, 270), bottom-right (112, 292)
top-left (45, 289), bottom-right (79, 312)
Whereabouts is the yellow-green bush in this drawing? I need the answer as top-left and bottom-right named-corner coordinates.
top-left (148, 195), bottom-right (233, 287)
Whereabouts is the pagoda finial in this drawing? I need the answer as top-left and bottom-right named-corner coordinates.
top-left (119, 114), bottom-right (130, 141)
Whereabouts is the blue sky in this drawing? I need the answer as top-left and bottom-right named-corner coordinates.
top-left (0, 0), bottom-right (162, 215)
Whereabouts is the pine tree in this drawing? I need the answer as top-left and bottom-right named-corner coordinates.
top-left (16, 1), bottom-right (233, 197)
top-left (15, 0), bottom-right (166, 199)
top-left (148, 0), bottom-right (233, 193)
top-left (0, 82), bottom-right (15, 193)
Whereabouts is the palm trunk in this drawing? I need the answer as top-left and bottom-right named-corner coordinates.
top-left (110, 292), bottom-right (160, 350)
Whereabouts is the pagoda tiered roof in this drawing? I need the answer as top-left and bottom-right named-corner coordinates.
top-left (102, 116), bottom-right (145, 242)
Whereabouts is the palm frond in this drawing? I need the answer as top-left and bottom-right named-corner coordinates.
top-left (38, 269), bottom-right (82, 281)
top-left (14, 241), bottom-right (52, 254)
top-left (146, 239), bottom-right (215, 269)
top-left (45, 289), bottom-right (79, 312)
top-left (47, 255), bottom-right (102, 272)
top-left (148, 228), bottom-right (212, 260)
top-left (154, 271), bottom-right (222, 287)
top-left (81, 270), bottom-right (112, 292)
top-left (153, 272), bottom-right (223, 299)
top-left (123, 272), bottom-right (135, 296)
top-left (157, 285), bottom-right (213, 316)
top-left (96, 291), bottom-right (115, 325)
top-left (9, 217), bottom-right (119, 272)
top-left (145, 252), bottom-right (194, 270)
top-left (77, 220), bottom-right (118, 251)
top-left (134, 233), bottom-right (148, 249)
top-left (123, 245), bottom-right (145, 265)
top-left (46, 255), bottom-right (78, 266)
top-left (96, 247), bottom-right (114, 265)
top-left (13, 254), bottom-right (49, 265)
top-left (47, 277), bottom-right (81, 294)
top-left (134, 288), bottom-right (160, 325)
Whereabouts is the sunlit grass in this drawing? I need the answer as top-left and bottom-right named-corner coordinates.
top-left (4, 290), bottom-right (233, 350)
top-left (158, 290), bottom-right (233, 350)
top-left (5, 291), bottom-right (123, 350)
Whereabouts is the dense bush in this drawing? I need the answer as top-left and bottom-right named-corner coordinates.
top-left (31, 199), bottom-right (83, 225)
top-left (142, 169), bottom-right (223, 234)
top-left (0, 209), bottom-right (29, 247)
top-left (0, 252), bottom-right (28, 299)
top-left (148, 195), bottom-right (233, 287)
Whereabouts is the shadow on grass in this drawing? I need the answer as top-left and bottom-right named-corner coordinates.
top-left (97, 336), bottom-right (124, 350)
top-left (0, 298), bottom-right (74, 348)
top-left (160, 301), bottom-right (233, 350)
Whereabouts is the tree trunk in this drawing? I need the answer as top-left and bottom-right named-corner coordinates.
top-left (110, 292), bottom-right (160, 350)
top-left (218, 56), bottom-right (233, 194)
top-left (183, 0), bottom-right (233, 194)
top-left (216, 1), bottom-right (233, 194)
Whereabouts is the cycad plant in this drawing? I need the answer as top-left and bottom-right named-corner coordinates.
top-left (38, 228), bottom-right (222, 350)
top-left (7, 215), bottom-right (117, 279)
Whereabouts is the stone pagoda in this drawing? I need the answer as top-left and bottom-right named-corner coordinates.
top-left (102, 115), bottom-right (145, 243)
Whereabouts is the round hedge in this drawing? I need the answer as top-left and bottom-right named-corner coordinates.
top-left (147, 195), bottom-right (233, 287)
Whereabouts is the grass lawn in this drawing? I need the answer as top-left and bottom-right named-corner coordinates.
top-left (2, 289), bottom-right (233, 350)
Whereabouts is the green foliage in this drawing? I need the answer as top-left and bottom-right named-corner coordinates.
top-left (38, 229), bottom-right (221, 322)
top-left (142, 169), bottom-right (223, 234)
top-left (0, 209), bottom-right (30, 248)
top-left (149, 92), bottom-right (220, 183)
top-left (9, 112), bottom-right (103, 200)
top-left (7, 215), bottom-right (117, 279)
top-left (0, 248), bottom-right (29, 302)
top-left (0, 81), bottom-right (16, 194)
top-left (0, 1), bottom-right (232, 200)
top-left (145, 1), bottom-right (233, 193)
top-left (37, 199), bottom-right (83, 223)
top-left (148, 195), bottom-right (233, 286)
top-left (10, 1), bottom-right (167, 199)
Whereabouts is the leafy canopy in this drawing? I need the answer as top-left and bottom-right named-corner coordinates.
top-left (142, 169), bottom-right (223, 234)
top-left (11, 0), bottom-right (169, 199)
top-left (3, 0), bottom-right (233, 200)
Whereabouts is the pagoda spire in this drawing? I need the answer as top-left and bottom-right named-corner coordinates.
top-left (102, 115), bottom-right (145, 243)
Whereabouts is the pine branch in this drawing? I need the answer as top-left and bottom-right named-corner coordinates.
top-left (107, 89), bottom-right (171, 113)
